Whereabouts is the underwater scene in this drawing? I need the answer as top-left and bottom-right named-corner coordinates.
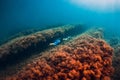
top-left (0, 0), bottom-right (120, 80)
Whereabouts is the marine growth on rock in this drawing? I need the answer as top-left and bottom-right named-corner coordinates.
top-left (8, 35), bottom-right (114, 80)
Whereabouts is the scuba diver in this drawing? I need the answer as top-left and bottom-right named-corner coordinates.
top-left (49, 39), bottom-right (61, 46)
top-left (49, 36), bottom-right (71, 46)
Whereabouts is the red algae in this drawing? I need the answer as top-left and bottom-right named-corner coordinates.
top-left (7, 35), bottom-right (114, 80)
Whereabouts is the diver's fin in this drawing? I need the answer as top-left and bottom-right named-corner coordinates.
top-left (49, 43), bottom-right (55, 46)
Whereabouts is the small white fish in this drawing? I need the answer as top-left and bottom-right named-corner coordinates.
top-left (63, 36), bottom-right (71, 41)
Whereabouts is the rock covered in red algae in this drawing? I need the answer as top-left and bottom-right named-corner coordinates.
top-left (7, 35), bottom-right (114, 80)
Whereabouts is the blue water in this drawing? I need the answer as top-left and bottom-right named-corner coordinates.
top-left (0, 0), bottom-right (120, 43)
